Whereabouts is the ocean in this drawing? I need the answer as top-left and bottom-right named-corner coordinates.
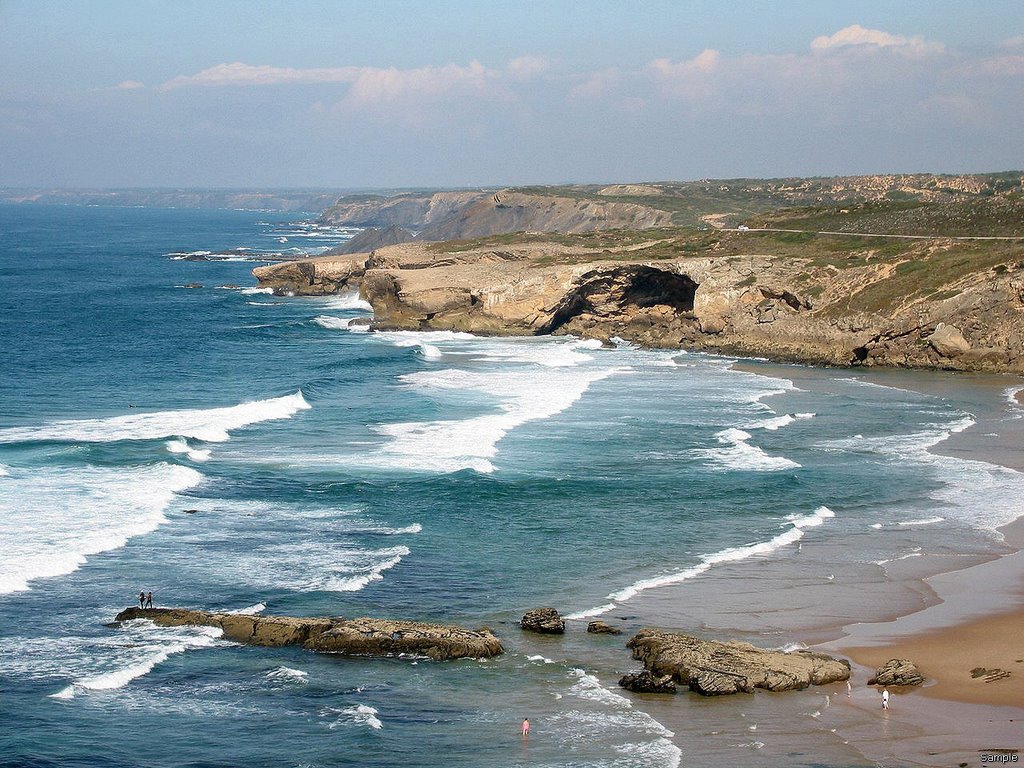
top-left (1, 203), bottom-right (1021, 767)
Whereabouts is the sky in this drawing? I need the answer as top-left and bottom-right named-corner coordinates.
top-left (1, 0), bottom-right (1022, 188)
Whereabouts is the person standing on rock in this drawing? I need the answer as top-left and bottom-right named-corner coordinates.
top-left (145, 591), bottom-right (153, 609)
top-left (881, 688), bottom-right (889, 710)
top-left (521, 718), bottom-right (530, 737)
top-left (139, 591), bottom-right (146, 609)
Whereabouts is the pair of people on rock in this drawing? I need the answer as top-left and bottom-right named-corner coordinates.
top-left (138, 591), bottom-right (153, 609)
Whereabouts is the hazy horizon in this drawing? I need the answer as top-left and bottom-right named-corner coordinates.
top-left (2, 1), bottom-right (1022, 188)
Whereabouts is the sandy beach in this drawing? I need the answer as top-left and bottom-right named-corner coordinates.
top-left (845, 608), bottom-right (1024, 708)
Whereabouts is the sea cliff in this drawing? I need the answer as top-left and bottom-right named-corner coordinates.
top-left (254, 231), bottom-right (1024, 374)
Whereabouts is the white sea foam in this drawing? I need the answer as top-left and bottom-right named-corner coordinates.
top-left (564, 669), bottom-right (681, 767)
top-left (694, 427), bottom-right (801, 472)
top-left (824, 415), bottom-right (1024, 531)
top-left (237, 541), bottom-right (410, 593)
top-left (240, 286), bottom-right (274, 295)
top-left (323, 704), bottom-right (383, 730)
top-left (165, 438), bottom-right (211, 462)
top-left (51, 622), bottom-right (224, 699)
top-left (322, 292), bottom-right (373, 311)
top-left (568, 507), bottom-right (835, 617)
top-left (387, 335), bottom-right (444, 360)
top-left (363, 522), bottom-right (422, 535)
top-left (0, 464), bottom-right (9, 477)
top-left (0, 392), bottom-right (310, 445)
top-left (314, 315), bottom-right (354, 330)
top-left (369, 366), bottom-right (625, 473)
top-left (323, 545), bottom-right (409, 591)
top-left (264, 666), bottom-right (307, 682)
top-left (0, 463), bottom-right (203, 594)
top-left (229, 602), bottom-right (267, 615)
top-left (747, 412), bottom-right (815, 431)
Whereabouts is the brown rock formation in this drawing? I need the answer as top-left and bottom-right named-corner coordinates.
top-left (114, 607), bottom-right (503, 660)
top-left (868, 658), bottom-right (925, 686)
top-left (520, 607), bottom-right (566, 634)
top-left (587, 621), bottom-right (623, 635)
top-left (626, 629), bottom-right (850, 696)
top-left (254, 232), bottom-right (1024, 374)
top-left (252, 253), bottom-right (366, 296)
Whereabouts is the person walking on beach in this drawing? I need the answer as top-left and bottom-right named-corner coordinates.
top-left (521, 718), bottom-right (530, 737)
top-left (847, 679), bottom-right (852, 697)
top-left (881, 688), bottom-right (889, 710)
top-left (145, 591), bottom-right (153, 609)
top-left (139, 591), bottom-right (146, 609)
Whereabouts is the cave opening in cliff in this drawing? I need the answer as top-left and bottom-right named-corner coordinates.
top-left (541, 266), bottom-right (698, 334)
top-left (621, 266), bottom-right (698, 312)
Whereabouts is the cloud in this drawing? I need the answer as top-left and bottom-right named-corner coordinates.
top-left (505, 56), bottom-right (549, 80)
top-left (1000, 34), bottom-right (1024, 49)
top-left (160, 62), bottom-right (360, 90)
top-left (116, 80), bottom-right (144, 90)
top-left (649, 49), bottom-right (720, 78)
top-left (343, 61), bottom-right (494, 106)
top-left (810, 24), bottom-right (943, 56)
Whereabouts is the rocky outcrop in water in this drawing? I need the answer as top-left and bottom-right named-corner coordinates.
top-left (868, 658), bottom-right (925, 686)
top-left (114, 607), bottom-right (503, 660)
top-left (587, 621), bottom-right (623, 635)
top-left (626, 629), bottom-right (850, 696)
top-left (520, 607), bottom-right (566, 634)
top-left (618, 670), bottom-right (677, 694)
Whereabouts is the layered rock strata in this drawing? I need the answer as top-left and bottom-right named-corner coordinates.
top-left (626, 629), bottom-right (850, 696)
top-left (254, 238), bottom-right (1024, 373)
top-left (114, 607), bottom-right (503, 660)
top-left (868, 658), bottom-right (925, 686)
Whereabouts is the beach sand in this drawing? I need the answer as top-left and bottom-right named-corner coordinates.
top-left (844, 608), bottom-right (1024, 708)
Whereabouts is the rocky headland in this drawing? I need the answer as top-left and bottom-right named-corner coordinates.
top-left (255, 228), bottom-right (1024, 373)
top-left (114, 607), bottom-right (503, 660)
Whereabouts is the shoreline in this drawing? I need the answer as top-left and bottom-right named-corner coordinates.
top-left (622, 357), bottom-right (1024, 764)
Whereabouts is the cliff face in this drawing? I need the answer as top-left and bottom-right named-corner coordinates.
top-left (256, 236), bottom-right (1024, 374)
top-left (317, 189), bottom-right (673, 243)
top-left (252, 253), bottom-right (366, 295)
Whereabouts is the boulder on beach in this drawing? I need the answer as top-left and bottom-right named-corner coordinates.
top-left (520, 607), bottom-right (565, 634)
top-left (114, 607), bottom-right (502, 660)
top-left (868, 658), bottom-right (924, 686)
top-left (626, 629), bottom-right (850, 696)
top-left (619, 670), bottom-right (677, 694)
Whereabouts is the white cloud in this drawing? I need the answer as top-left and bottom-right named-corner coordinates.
top-left (810, 24), bottom-right (943, 56)
top-left (115, 80), bottom-right (144, 90)
top-left (343, 61), bottom-right (493, 105)
top-left (1000, 34), bottom-right (1024, 49)
top-left (505, 56), bottom-right (549, 80)
top-left (648, 49), bottom-right (720, 78)
top-left (160, 62), bottom-right (360, 90)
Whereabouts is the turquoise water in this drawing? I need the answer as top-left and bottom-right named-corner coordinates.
top-left (1, 204), bottom-right (1021, 767)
